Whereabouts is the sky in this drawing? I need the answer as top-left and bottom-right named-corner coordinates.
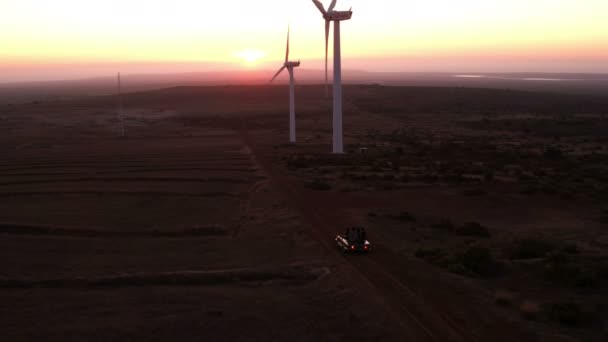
top-left (1, 0), bottom-right (607, 82)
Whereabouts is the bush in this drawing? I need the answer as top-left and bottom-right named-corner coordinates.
top-left (600, 210), bottom-right (608, 224)
top-left (451, 246), bottom-right (500, 277)
top-left (287, 158), bottom-right (310, 170)
top-left (383, 173), bottom-right (395, 181)
top-left (455, 222), bottom-right (491, 238)
top-left (462, 188), bottom-right (486, 197)
top-left (520, 301), bottom-right (541, 320)
top-left (541, 184), bottom-right (558, 195)
top-left (415, 248), bottom-right (444, 261)
top-left (391, 211), bottom-right (416, 222)
top-left (420, 174), bottom-right (439, 183)
top-left (542, 301), bottom-right (583, 326)
top-left (521, 185), bottom-right (537, 195)
top-left (509, 238), bottom-right (556, 259)
top-left (431, 218), bottom-right (455, 231)
top-left (544, 147), bottom-right (563, 159)
top-left (543, 256), bottom-right (599, 288)
top-left (307, 179), bottom-right (332, 191)
top-left (495, 291), bottom-right (516, 307)
top-left (484, 171), bottom-right (494, 182)
top-left (561, 244), bottom-right (579, 254)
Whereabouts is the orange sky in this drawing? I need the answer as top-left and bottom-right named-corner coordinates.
top-left (1, 0), bottom-right (607, 81)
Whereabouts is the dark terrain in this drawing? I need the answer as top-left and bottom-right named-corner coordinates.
top-left (1, 84), bottom-right (607, 341)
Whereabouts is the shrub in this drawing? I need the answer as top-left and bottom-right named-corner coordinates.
top-left (508, 238), bottom-right (556, 260)
top-left (543, 256), bottom-right (599, 288)
top-left (520, 301), bottom-right (541, 320)
top-left (561, 244), bottom-right (579, 254)
top-left (381, 182), bottom-right (396, 191)
top-left (541, 184), bottom-right (558, 195)
top-left (484, 171), bottom-right (494, 182)
top-left (391, 211), bottom-right (416, 222)
top-left (307, 179), bottom-right (332, 191)
top-left (420, 174), bottom-right (439, 183)
top-left (451, 246), bottom-right (500, 277)
top-left (287, 158), bottom-right (309, 170)
top-left (431, 218), bottom-right (455, 231)
top-left (455, 222), bottom-right (491, 238)
top-left (495, 291), bottom-right (516, 307)
top-left (415, 248), bottom-right (444, 261)
top-left (415, 248), bottom-right (452, 270)
top-left (462, 188), bottom-right (486, 197)
top-left (597, 262), bottom-right (608, 280)
top-left (383, 173), bottom-right (395, 181)
top-left (521, 185), bottom-right (537, 195)
top-left (542, 301), bottom-right (583, 326)
top-left (600, 209), bottom-right (608, 224)
top-left (544, 147), bottom-right (563, 160)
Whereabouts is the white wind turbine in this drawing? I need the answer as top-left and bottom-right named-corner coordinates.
top-left (270, 26), bottom-right (301, 144)
top-left (312, 0), bottom-right (352, 154)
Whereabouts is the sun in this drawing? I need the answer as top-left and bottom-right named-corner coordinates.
top-left (234, 49), bottom-right (267, 65)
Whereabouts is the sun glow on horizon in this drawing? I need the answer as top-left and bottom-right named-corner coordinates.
top-left (234, 50), bottom-right (267, 65)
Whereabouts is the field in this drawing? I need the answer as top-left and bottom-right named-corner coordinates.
top-left (1, 84), bottom-right (607, 341)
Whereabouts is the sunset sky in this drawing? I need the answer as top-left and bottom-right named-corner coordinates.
top-left (1, 0), bottom-right (607, 82)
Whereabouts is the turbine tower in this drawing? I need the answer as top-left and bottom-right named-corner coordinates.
top-left (270, 26), bottom-right (301, 144)
top-left (312, 0), bottom-right (352, 154)
top-left (117, 72), bottom-right (125, 137)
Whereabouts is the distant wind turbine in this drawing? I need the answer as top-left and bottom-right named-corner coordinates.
top-left (270, 25), bottom-right (301, 144)
top-left (117, 72), bottom-right (125, 137)
top-left (312, 0), bottom-right (352, 154)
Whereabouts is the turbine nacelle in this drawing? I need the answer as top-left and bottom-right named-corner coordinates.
top-left (284, 61), bottom-right (301, 68)
top-left (325, 10), bottom-right (352, 21)
top-left (313, 0), bottom-right (352, 21)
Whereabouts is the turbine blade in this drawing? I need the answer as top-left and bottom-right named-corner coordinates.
top-left (285, 25), bottom-right (290, 63)
top-left (325, 20), bottom-right (330, 92)
top-left (312, 0), bottom-right (327, 15)
top-left (328, 0), bottom-right (337, 12)
top-left (270, 66), bottom-right (287, 82)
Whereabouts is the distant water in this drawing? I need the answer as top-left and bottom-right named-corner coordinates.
top-left (453, 75), bottom-right (584, 82)
top-left (522, 78), bottom-right (567, 82)
top-left (453, 75), bottom-right (487, 78)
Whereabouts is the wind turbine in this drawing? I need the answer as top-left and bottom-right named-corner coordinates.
top-left (270, 26), bottom-right (300, 144)
top-left (117, 72), bottom-right (125, 137)
top-left (312, 0), bottom-right (352, 154)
